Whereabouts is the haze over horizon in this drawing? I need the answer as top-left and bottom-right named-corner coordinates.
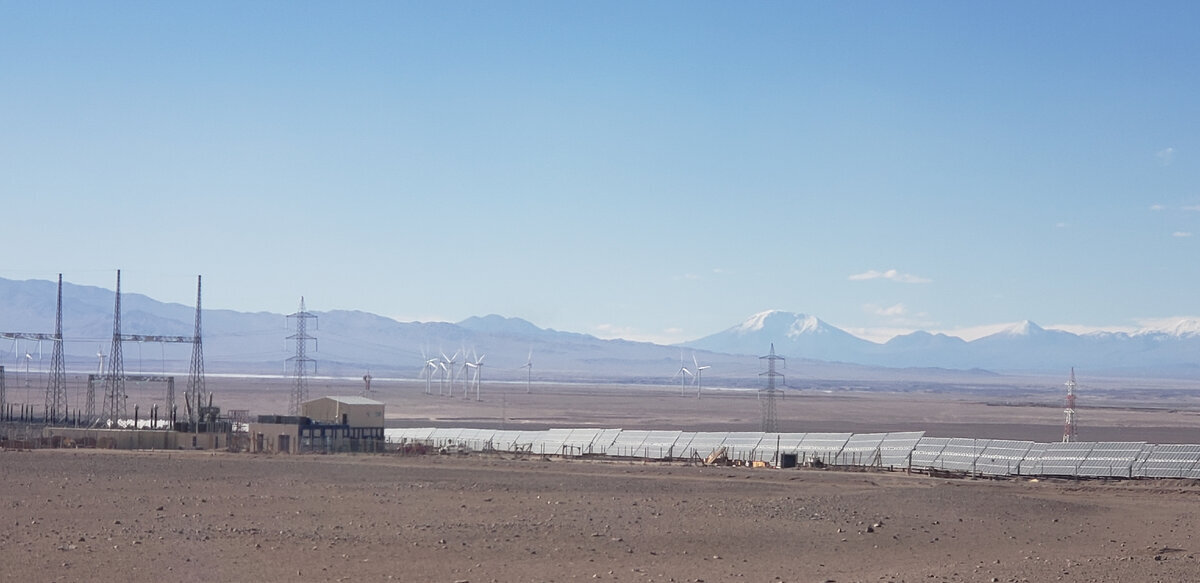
top-left (3, 3), bottom-right (1197, 345)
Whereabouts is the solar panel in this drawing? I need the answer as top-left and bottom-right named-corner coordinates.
top-left (722, 432), bottom-right (767, 462)
top-left (1034, 442), bottom-right (1095, 476)
top-left (485, 430), bottom-right (525, 452)
top-left (933, 438), bottom-right (991, 472)
top-left (607, 430), bottom-right (652, 458)
top-left (910, 437), bottom-right (950, 468)
top-left (795, 433), bottom-right (852, 465)
top-left (1078, 442), bottom-right (1145, 478)
top-left (974, 440), bottom-right (1035, 476)
top-left (753, 433), bottom-right (808, 462)
top-left (878, 432), bottom-right (925, 468)
top-left (679, 432), bottom-right (729, 460)
top-left (1133, 444), bottom-right (1200, 478)
top-left (636, 430), bottom-right (684, 459)
top-left (384, 427), bottom-right (436, 443)
top-left (587, 429), bottom-right (623, 455)
top-left (837, 433), bottom-right (888, 466)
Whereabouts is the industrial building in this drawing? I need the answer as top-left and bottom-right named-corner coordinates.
top-left (249, 396), bottom-right (385, 454)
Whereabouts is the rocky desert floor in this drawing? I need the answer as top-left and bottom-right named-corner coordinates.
top-left (2, 449), bottom-right (1200, 583)
top-left (6, 375), bottom-right (1200, 582)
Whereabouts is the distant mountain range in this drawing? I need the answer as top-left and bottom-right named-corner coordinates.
top-left (1, 278), bottom-right (1199, 382)
top-left (683, 310), bottom-right (1200, 378)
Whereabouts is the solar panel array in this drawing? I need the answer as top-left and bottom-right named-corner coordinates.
top-left (384, 427), bottom-right (1200, 480)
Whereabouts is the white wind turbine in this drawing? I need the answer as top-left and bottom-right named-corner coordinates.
top-left (672, 352), bottom-right (693, 395)
top-left (520, 349), bottom-right (533, 394)
top-left (96, 346), bottom-right (107, 376)
top-left (464, 351), bottom-right (486, 401)
top-left (439, 350), bottom-right (458, 397)
top-left (692, 353), bottom-right (711, 399)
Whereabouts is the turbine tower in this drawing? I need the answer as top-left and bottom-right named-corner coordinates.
top-left (521, 349), bottom-right (533, 394)
top-left (43, 274), bottom-right (67, 422)
top-left (673, 352), bottom-right (693, 395)
top-left (286, 297), bottom-right (318, 416)
top-left (759, 343), bottom-right (786, 433)
top-left (1062, 367), bottom-right (1078, 442)
top-left (692, 353), bottom-right (710, 400)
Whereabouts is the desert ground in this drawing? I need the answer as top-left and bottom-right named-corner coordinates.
top-left (6, 374), bottom-right (1200, 582)
top-left (2, 449), bottom-right (1200, 583)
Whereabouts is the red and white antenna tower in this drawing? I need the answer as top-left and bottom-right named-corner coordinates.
top-left (1062, 367), bottom-right (1078, 442)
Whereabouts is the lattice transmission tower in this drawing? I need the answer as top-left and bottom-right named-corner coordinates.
top-left (44, 274), bottom-right (67, 422)
top-left (759, 343), bottom-right (786, 433)
top-left (100, 270), bottom-right (127, 423)
top-left (185, 275), bottom-right (206, 425)
top-left (1062, 367), bottom-right (1078, 442)
top-left (287, 297), bottom-right (318, 416)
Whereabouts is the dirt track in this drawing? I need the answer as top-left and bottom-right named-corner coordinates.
top-left (2, 449), bottom-right (1198, 583)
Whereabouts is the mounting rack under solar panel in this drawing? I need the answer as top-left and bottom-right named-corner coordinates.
top-left (607, 430), bottom-right (653, 458)
top-left (557, 428), bottom-right (607, 456)
top-left (679, 432), bottom-right (729, 460)
top-left (454, 428), bottom-right (499, 451)
top-left (486, 430), bottom-right (526, 452)
top-left (753, 433), bottom-right (808, 462)
top-left (1078, 442), bottom-right (1145, 478)
top-left (836, 433), bottom-right (888, 466)
top-left (384, 427), bottom-right (436, 443)
top-left (635, 431), bottom-right (684, 459)
top-left (794, 433), bottom-right (852, 465)
top-left (722, 432), bottom-right (767, 462)
top-left (1133, 444), bottom-right (1200, 478)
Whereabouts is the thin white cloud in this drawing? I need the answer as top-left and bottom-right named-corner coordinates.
top-left (1157, 147), bottom-right (1175, 166)
top-left (593, 323), bottom-right (689, 345)
top-left (1150, 204), bottom-right (1166, 211)
top-left (1173, 231), bottom-right (1193, 238)
top-left (849, 269), bottom-right (931, 284)
top-left (1055, 221), bottom-right (1069, 228)
top-left (865, 302), bottom-right (908, 317)
top-left (1183, 205), bottom-right (1200, 212)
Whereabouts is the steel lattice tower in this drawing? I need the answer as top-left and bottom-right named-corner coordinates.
top-left (1062, 367), bottom-right (1078, 442)
top-left (101, 270), bottom-right (126, 423)
top-left (759, 343), bottom-right (786, 433)
top-left (185, 275), bottom-right (206, 424)
top-left (287, 297), bottom-right (317, 416)
top-left (43, 274), bottom-right (67, 422)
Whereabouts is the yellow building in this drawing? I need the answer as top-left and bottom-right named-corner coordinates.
top-left (301, 396), bottom-right (385, 428)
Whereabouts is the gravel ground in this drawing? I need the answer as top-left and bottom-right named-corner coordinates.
top-left (2, 449), bottom-right (1198, 583)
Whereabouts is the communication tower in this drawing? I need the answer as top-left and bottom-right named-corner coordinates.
top-left (1062, 367), bottom-right (1078, 442)
top-left (287, 297), bottom-right (318, 416)
top-left (759, 343), bottom-right (786, 433)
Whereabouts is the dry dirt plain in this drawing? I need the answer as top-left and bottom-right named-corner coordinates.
top-left (2, 449), bottom-right (1200, 583)
top-left (7, 375), bottom-right (1200, 582)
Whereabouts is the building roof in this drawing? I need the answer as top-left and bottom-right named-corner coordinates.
top-left (305, 396), bottom-right (384, 406)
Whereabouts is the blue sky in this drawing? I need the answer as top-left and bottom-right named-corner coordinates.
top-left (2, 2), bottom-right (1198, 344)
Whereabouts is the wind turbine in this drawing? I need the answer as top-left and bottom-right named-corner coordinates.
top-left (96, 346), bottom-right (106, 376)
top-left (520, 349), bottom-right (533, 394)
top-left (692, 353), bottom-right (711, 399)
top-left (672, 352), bottom-right (693, 395)
top-left (465, 351), bottom-right (485, 401)
top-left (441, 350), bottom-right (459, 397)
